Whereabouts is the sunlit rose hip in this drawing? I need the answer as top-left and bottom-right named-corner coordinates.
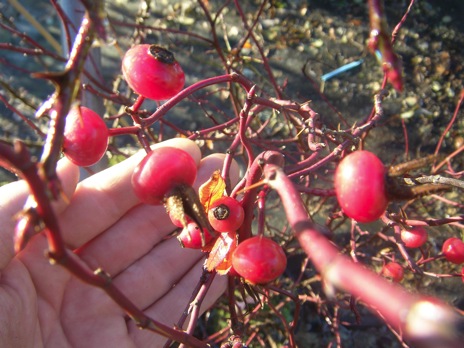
top-left (122, 44), bottom-right (185, 101)
top-left (63, 106), bottom-right (108, 167)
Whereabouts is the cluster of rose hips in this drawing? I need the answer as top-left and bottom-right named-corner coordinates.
top-left (61, 43), bottom-right (463, 288)
top-left (61, 43), bottom-right (287, 286)
top-left (61, 44), bottom-right (463, 287)
top-left (131, 145), bottom-right (287, 285)
top-left (334, 150), bottom-right (464, 282)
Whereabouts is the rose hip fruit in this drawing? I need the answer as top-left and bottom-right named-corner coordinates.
top-left (381, 262), bottom-right (404, 282)
top-left (177, 222), bottom-right (214, 249)
top-left (131, 147), bottom-right (197, 205)
top-left (442, 237), bottom-right (464, 264)
top-left (334, 150), bottom-right (388, 223)
top-left (122, 44), bottom-right (185, 101)
top-left (63, 106), bottom-right (108, 167)
top-left (400, 226), bottom-right (428, 248)
top-left (231, 236), bottom-right (287, 285)
top-left (207, 196), bottom-right (245, 233)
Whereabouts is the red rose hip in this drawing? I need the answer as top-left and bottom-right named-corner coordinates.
top-left (381, 262), bottom-right (404, 282)
top-left (442, 237), bottom-right (464, 264)
top-left (131, 147), bottom-right (197, 205)
top-left (400, 226), bottom-right (428, 248)
top-left (177, 222), bottom-right (214, 249)
top-left (334, 150), bottom-right (388, 223)
top-left (122, 44), bottom-right (185, 101)
top-left (63, 106), bottom-right (109, 167)
top-left (207, 196), bottom-right (245, 232)
top-left (232, 236), bottom-right (287, 284)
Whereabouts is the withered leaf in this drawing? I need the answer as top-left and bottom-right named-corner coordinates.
top-left (199, 170), bottom-right (226, 212)
top-left (204, 231), bottom-right (237, 275)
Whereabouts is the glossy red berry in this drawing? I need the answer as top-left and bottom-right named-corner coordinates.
top-left (231, 236), bottom-right (287, 284)
top-left (122, 44), bottom-right (185, 101)
top-left (381, 262), bottom-right (404, 282)
top-left (334, 150), bottom-right (388, 223)
top-left (442, 237), bottom-right (464, 264)
top-left (400, 226), bottom-right (428, 248)
top-left (207, 196), bottom-right (245, 233)
top-left (131, 147), bottom-right (197, 205)
top-left (63, 106), bottom-right (108, 167)
top-left (177, 222), bottom-right (214, 249)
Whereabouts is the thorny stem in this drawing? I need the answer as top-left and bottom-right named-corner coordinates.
top-left (176, 271), bottom-right (217, 348)
top-left (433, 89), bottom-right (464, 164)
top-left (226, 276), bottom-right (242, 335)
top-left (288, 90), bottom-right (389, 179)
top-left (34, 1), bottom-right (104, 198)
top-left (140, 73), bottom-right (253, 128)
top-left (0, 141), bottom-right (66, 256)
top-left (263, 163), bottom-right (463, 347)
top-left (391, 0), bottom-right (416, 44)
top-left (184, 272), bottom-right (216, 333)
top-left (234, 0), bottom-right (282, 98)
top-left (367, 0), bottom-right (404, 92)
top-left (238, 85), bottom-right (258, 169)
top-left (266, 285), bottom-right (300, 348)
top-left (234, 151), bottom-right (284, 242)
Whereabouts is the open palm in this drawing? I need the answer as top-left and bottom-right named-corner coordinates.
top-left (0, 139), bottom-right (232, 347)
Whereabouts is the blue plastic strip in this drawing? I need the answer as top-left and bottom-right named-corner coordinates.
top-left (321, 59), bottom-right (364, 82)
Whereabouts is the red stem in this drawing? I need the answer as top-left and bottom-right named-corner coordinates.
top-left (234, 151), bottom-right (284, 242)
top-left (140, 73), bottom-right (253, 128)
top-left (234, 0), bottom-right (282, 98)
top-left (35, 2), bottom-right (102, 196)
top-left (434, 89), bottom-right (464, 158)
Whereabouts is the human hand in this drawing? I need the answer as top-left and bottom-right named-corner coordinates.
top-left (0, 138), bottom-right (238, 347)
